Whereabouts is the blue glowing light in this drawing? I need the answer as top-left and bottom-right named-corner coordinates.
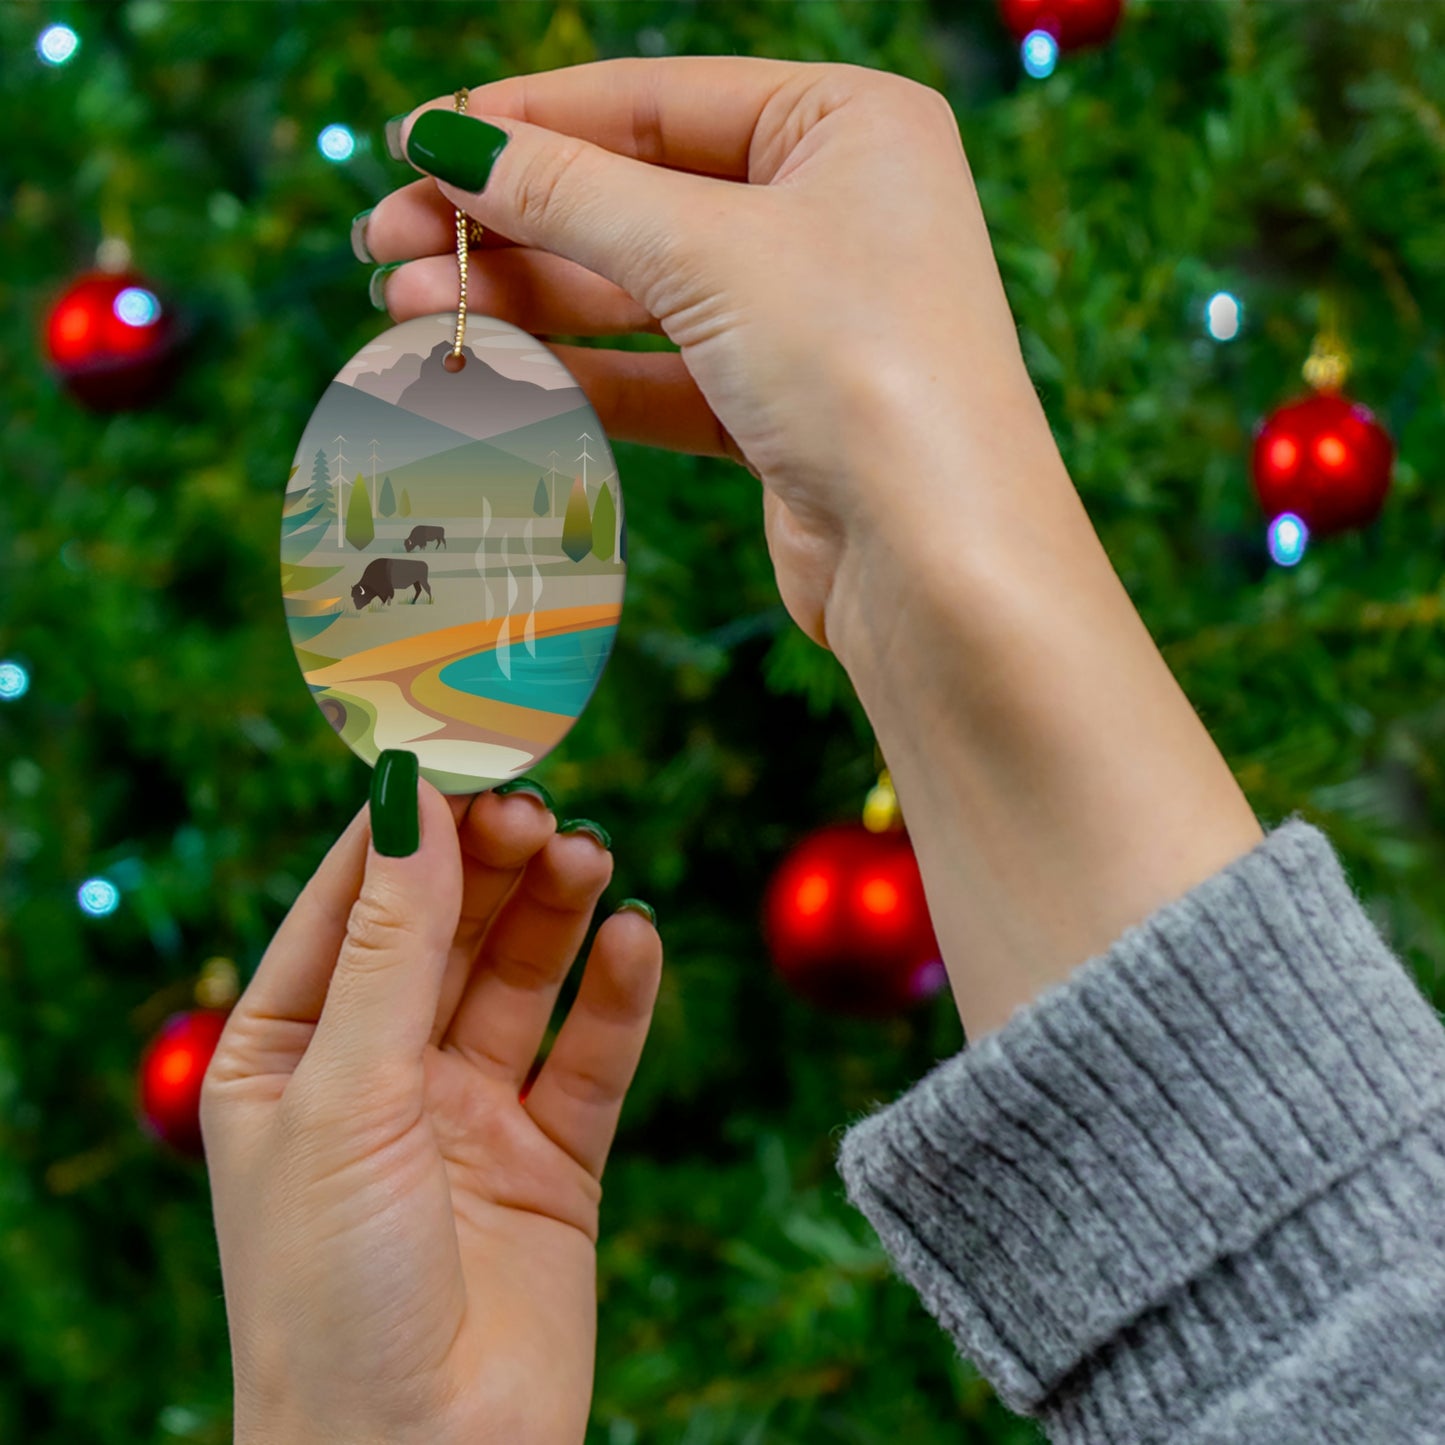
top-left (78, 877), bottom-right (121, 917)
top-left (114, 287), bottom-right (161, 327)
top-left (1206, 291), bottom-right (1243, 342)
top-left (1022, 30), bottom-right (1059, 79)
top-left (0, 661), bottom-right (29, 700)
top-left (38, 24), bottom-right (79, 66)
top-left (1268, 512), bottom-right (1309, 568)
top-left (318, 124), bottom-right (356, 162)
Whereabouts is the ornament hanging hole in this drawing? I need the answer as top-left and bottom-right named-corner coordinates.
top-left (443, 351), bottom-right (466, 373)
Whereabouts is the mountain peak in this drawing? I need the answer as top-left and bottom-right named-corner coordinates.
top-left (394, 341), bottom-right (587, 442)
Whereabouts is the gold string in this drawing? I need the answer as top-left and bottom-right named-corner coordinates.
top-left (445, 87), bottom-right (478, 372)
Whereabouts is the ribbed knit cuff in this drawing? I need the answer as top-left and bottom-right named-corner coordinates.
top-left (835, 815), bottom-right (1445, 1432)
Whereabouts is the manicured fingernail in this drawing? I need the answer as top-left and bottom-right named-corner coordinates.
top-left (369, 261), bottom-right (404, 311)
top-left (492, 776), bottom-right (556, 811)
top-left (616, 898), bottom-right (656, 926)
top-left (384, 113), bottom-right (408, 162)
top-left (404, 110), bottom-right (510, 192)
top-left (558, 817), bottom-right (611, 851)
top-left (350, 208), bottom-right (375, 264)
top-left (371, 749), bottom-right (420, 857)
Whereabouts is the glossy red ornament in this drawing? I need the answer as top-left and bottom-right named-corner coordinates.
top-left (762, 822), bottom-right (946, 1017)
top-left (137, 1009), bottom-right (230, 1157)
top-left (998, 0), bottom-right (1124, 49)
top-left (44, 269), bottom-right (179, 410)
top-left (1251, 391), bottom-right (1394, 538)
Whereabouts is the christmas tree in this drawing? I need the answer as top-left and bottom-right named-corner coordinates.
top-left (2, 4), bottom-right (1443, 1443)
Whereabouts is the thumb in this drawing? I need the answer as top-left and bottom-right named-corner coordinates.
top-left (395, 105), bottom-right (741, 317)
top-left (302, 752), bottom-right (462, 1088)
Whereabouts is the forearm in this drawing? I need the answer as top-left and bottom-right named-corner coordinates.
top-left (826, 379), bottom-right (1263, 1040)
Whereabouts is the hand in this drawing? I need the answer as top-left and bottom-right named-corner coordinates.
top-left (360, 56), bottom-right (1059, 658)
top-left (201, 781), bottom-right (662, 1445)
top-left (360, 58), bottom-right (1262, 1044)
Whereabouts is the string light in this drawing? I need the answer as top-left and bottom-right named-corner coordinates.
top-left (78, 878), bottom-right (121, 917)
top-left (318, 124), bottom-right (356, 162)
top-left (1205, 291), bottom-right (1243, 341)
top-left (37, 24), bottom-right (79, 66)
top-left (1022, 30), bottom-right (1060, 78)
top-left (114, 287), bottom-right (162, 328)
top-left (1268, 512), bottom-right (1309, 568)
top-left (0, 661), bottom-right (29, 701)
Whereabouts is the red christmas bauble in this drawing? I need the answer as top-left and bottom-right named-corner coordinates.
top-left (137, 1009), bottom-right (230, 1157)
top-left (44, 270), bottom-right (180, 410)
top-left (762, 822), bottom-right (946, 1017)
top-left (1251, 391), bottom-right (1394, 538)
top-left (998, 0), bottom-right (1124, 49)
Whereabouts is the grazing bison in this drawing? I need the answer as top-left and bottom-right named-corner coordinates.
top-left (351, 557), bottom-right (432, 609)
top-left (404, 524), bottom-right (446, 552)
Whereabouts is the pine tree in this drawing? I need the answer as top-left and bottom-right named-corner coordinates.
top-left (345, 471), bottom-right (375, 550)
top-left (590, 480), bottom-right (617, 562)
top-left (560, 473), bottom-right (592, 562)
top-left (533, 476), bottom-right (548, 515)
top-left (379, 475), bottom-right (396, 517)
top-left (308, 447), bottom-right (329, 509)
top-left (6, 10), bottom-right (1445, 1445)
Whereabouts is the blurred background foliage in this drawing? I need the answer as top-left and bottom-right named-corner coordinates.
top-left (2, 1), bottom-right (1444, 1442)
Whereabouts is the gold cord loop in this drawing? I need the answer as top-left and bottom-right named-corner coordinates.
top-left (444, 87), bottom-right (479, 373)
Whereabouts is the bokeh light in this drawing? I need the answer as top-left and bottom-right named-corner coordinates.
top-left (0, 661), bottom-right (29, 701)
top-left (1268, 512), bottom-right (1309, 567)
top-left (1022, 30), bottom-right (1059, 79)
top-left (318, 124), bottom-right (356, 162)
top-left (78, 878), bottom-right (121, 917)
top-left (859, 876), bottom-right (900, 918)
top-left (114, 287), bottom-right (161, 327)
top-left (1267, 435), bottom-right (1299, 476)
top-left (794, 872), bottom-right (830, 917)
top-left (1205, 291), bottom-right (1242, 341)
top-left (37, 24), bottom-right (79, 66)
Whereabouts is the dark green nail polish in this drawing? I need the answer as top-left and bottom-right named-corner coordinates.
top-left (558, 818), bottom-right (611, 851)
top-left (617, 898), bottom-right (656, 926)
top-left (405, 110), bottom-right (510, 192)
top-left (369, 261), bottom-right (404, 311)
top-left (371, 749), bottom-right (419, 857)
top-left (492, 776), bottom-right (557, 811)
top-left (349, 208), bottom-right (375, 264)
top-left (384, 113), bottom-right (408, 162)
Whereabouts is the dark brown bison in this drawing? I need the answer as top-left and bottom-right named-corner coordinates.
top-left (351, 557), bottom-right (432, 608)
top-left (404, 524), bottom-right (447, 552)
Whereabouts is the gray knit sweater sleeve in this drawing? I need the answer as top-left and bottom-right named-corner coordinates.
top-left (835, 816), bottom-right (1445, 1443)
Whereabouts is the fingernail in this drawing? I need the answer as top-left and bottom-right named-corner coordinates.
top-left (492, 776), bottom-right (557, 811)
top-left (616, 898), bottom-right (656, 926)
top-left (404, 110), bottom-right (510, 193)
top-left (384, 113), bottom-right (408, 162)
top-left (350, 208), bottom-right (375, 264)
top-left (371, 749), bottom-right (420, 857)
top-left (369, 261), bottom-right (404, 311)
top-left (558, 817), bottom-right (611, 851)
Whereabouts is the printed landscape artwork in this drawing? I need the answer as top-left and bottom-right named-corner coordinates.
top-left (281, 312), bottom-right (626, 794)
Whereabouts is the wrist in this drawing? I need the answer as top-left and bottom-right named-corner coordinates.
top-left (823, 365), bottom-right (1078, 674)
top-left (823, 407), bottom-right (1262, 1039)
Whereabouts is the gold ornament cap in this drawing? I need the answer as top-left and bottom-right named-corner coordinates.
top-left (194, 956), bottom-right (240, 1010)
top-left (863, 767), bottom-right (902, 832)
top-left (1303, 297), bottom-right (1350, 392)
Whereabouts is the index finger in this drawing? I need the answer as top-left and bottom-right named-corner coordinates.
top-left (396, 54), bottom-right (813, 182)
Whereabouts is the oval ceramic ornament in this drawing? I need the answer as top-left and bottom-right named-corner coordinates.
top-left (281, 312), bottom-right (625, 794)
